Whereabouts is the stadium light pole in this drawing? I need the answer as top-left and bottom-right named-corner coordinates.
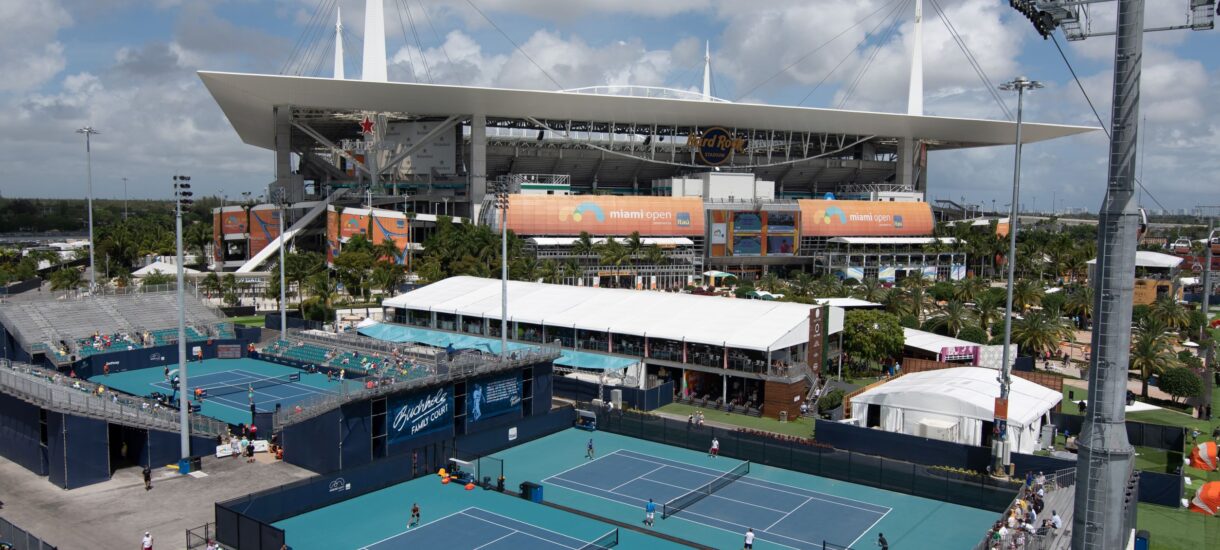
top-left (122, 177), bottom-right (129, 219)
top-left (275, 188), bottom-right (288, 335)
top-left (76, 126), bottom-right (99, 292)
top-left (993, 76), bottom-right (1042, 477)
top-left (173, 175), bottom-right (194, 461)
top-left (496, 182), bottom-right (509, 359)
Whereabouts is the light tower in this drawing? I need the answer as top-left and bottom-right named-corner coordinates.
top-left (76, 126), bottom-right (100, 291)
top-left (172, 175), bottom-right (193, 462)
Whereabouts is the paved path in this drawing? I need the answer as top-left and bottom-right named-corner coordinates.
top-left (0, 451), bottom-right (315, 549)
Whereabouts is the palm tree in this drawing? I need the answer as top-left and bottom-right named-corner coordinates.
top-left (1012, 279), bottom-right (1044, 313)
top-left (756, 272), bottom-right (782, 293)
top-left (561, 259), bottom-right (582, 285)
top-left (1130, 317), bottom-right (1180, 398)
top-left (814, 274), bottom-right (845, 297)
top-left (788, 272), bottom-right (816, 299)
top-left (200, 272), bottom-right (222, 298)
top-left (597, 239), bottom-right (630, 287)
top-left (925, 300), bottom-right (978, 337)
top-left (975, 291), bottom-right (1004, 336)
top-left (572, 231), bottom-right (597, 258)
top-left (953, 277), bottom-right (987, 304)
top-left (537, 259), bottom-right (560, 284)
top-left (1064, 286), bottom-right (1093, 329)
top-left (372, 240), bottom-right (402, 265)
top-left (643, 245), bottom-right (666, 269)
top-left (899, 276), bottom-right (933, 322)
top-left (624, 231), bottom-right (645, 259)
top-left (49, 267), bottom-right (82, 290)
top-left (306, 273), bottom-right (338, 312)
top-left (853, 277), bottom-right (887, 303)
top-left (1148, 295), bottom-right (1190, 333)
top-left (1010, 310), bottom-right (1074, 358)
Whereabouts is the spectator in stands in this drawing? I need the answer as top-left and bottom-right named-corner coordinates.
top-left (1050, 511), bottom-right (1062, 530)
top-left (230, 436), bottom-right (240, 458)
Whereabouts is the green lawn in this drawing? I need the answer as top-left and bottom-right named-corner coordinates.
top-left (1137, 503), bottom-right (1220, 550)
top-left (226, 314), bottom-right (266, 328)
top-left (654, 402), bottom-right (815, 439)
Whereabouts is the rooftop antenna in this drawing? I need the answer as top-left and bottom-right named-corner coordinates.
top-left (362, 0), bottom-right (387, 82)
top-left (908, 0), bottom-right (924, 115)
top-left (334, 6), bottom-right (345, 79)
top-left (702, 41), bottom-right (711, 101)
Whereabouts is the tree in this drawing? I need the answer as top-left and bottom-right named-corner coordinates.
top-left (925, 300), bottom-right (978, 338)
top-left (975, 291), bottom-right (1004, 336)
top-left (643, 245), bottom-right (666, 269)
top-left (333, 235), bottom-right (376, 302)
top-left (371, 261), bottom-right (405, 297)
top-left (1158, 366), bottom-right (1203, 404)
top-left (852, 277), bottom-right (887, 303)
top-left (1130, 317), bottom-right (1180, 398)
top-left (183, 222), bottom-right (213, 267)
top-left (1010, 310), bottom-right (1074, 358)
top-left (898, 275), bottom-right (933, 322)
top-left (49, 267), bottom-right (82, 290)
top-left (1012, 279), bottom-right (1044, 313)
top-left (842, 310), bottom-right (905, 373)
top-left (953, 277), bottom-right (987, 303)
top-left (596, 239), bottom-right (630, 287)
top-left (1064, 286), bottom-right (1093, 329)
top-left (572, 231), bottom-right (596, 258)
top-left (756, 272), bottom-right (782, 293)
top-left (1148, 296), bottom-right (1190, 333)
top-left (141, 270), bottom-right (175, 286)
top-left (537, 259), bottom-right (560, 284)
top-left (957, 325), bottom-right (989, 344)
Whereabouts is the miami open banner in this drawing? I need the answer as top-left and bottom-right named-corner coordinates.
top-left (467, 371), bottom-right (522, 426)
top-left (388, 387), bottom-right (453, 446)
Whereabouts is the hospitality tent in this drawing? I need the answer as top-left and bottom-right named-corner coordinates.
top-left (847, 367), bottom-right (1061, 454)
top-left (133, 261), bottom-right (199, 277)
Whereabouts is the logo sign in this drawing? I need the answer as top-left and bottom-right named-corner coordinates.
top-left (686, 127), bottom-right (747, 166)
top-left (508, 427), bottom-right (518, 441)
top-left (104, 361), bottom-right (120, 368)
top-left (468, 371), bottom-right (523, 425)
top-left (558, 202), bottom-right (606, 223)
top-left (389, 388), bottom-right (453, 445)
top-left (328, 478), bottom-right (350, 493)
top-left (149, 353), bottom-right (165, 362)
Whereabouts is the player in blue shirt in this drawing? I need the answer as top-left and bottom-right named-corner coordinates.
top-left (644, 498), bottom-right (656, 527)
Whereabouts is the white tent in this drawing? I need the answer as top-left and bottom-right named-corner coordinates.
top-left (848, 367), bottom-right (1061, 454)
top-left (133, 261), bottom-right (199, 276)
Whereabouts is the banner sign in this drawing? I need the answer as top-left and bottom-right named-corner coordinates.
top-left (217, 345), bottom-right (242, 359)
top-left (389, 387), bottom-right (453, 446)
top-left (467, 371), bottom-right (523, 425)
top-left (687, 127), bottom-right (747, 166)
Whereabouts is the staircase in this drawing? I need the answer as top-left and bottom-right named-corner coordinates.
top-left (236, 188), bottom-right (347, 273)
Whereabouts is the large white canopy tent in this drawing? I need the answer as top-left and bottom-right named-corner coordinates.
top-left (847, 367), bottom-right (1061, 454)
top-left (382, 276), bottom-right (843, 352)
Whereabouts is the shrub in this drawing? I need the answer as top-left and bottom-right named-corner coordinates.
top-left (1159, 366), bottom-right (1203, 403)
top-left (818, 389), bottom-right (845, 414)
top-left (958, 325), bottom-right (989, 344)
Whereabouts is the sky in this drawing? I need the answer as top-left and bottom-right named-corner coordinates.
top-left (1, 0), bottom-right (1218, 214)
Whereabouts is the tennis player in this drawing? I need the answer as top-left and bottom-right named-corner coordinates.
top-left (709, 437), bottom-right (720, 458)
top-left (644, 498), bottom-right (656, 527)
top-left (586, 438), bottom-right (595, 460)
top-left (408, 503), bottom-right (420, 528)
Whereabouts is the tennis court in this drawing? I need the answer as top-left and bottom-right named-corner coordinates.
top-left (90, 358), bottom-right (361, 425)
top-left (545, 448), bottom-right (889, 549)
top-left (361, 507), bottom-right (618, 549)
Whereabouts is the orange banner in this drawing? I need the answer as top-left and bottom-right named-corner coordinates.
top-left (370, 210), bottom-right (410, 265)
top-left (248, 207), bottom-right (281, 258)
top-left (798, 200), bottom-right (933, 236)
top-left (212, 211), bottom-right (222, 263)
top-left (340, 209), bottom-right (370, 240)
top-left (506, 195), bottom-right (705, 236)
top-left (326, 208), bottom-right (340, 263)
top-left (220, 208), bottom-right (248, 235)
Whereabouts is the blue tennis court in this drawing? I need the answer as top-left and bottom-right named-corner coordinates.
top-left (545, 449), bottom-right (888, 549)
top-left (91, 358), bottom-right (362, 425)
top-left (361, 507), bottom-right (616, 549)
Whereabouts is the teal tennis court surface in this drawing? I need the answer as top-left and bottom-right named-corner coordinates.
top-left (544, 448), bottom-right (889, 549)
top-left (361, 507), bottom-right (617, 549)
top-left (274, 428), bottom-right (996, 550)
top-left (89, 358), bottom-right (361, 425)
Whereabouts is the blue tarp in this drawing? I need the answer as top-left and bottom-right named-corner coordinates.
top-left (358, 323), bottom-right (637, 371)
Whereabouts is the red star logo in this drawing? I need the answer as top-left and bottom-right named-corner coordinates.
top-left (359, 116), bottom-right (375, 135)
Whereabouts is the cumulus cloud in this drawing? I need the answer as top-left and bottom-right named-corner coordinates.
top-left (0, 0), bottom-right (72, 92)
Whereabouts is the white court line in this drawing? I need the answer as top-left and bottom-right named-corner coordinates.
top-left (546, 475), bottom-right (805, 550)
top-left (541, 449), bottom-right (625, 483)
top-left (609, 464), bottom-right (669, 492)
top-left (764, 496), bottom-right (812, 532)
top-left (630, 477), bottom-right (789, 515)
top-left (847, 508), bottom-right (892, 549)
top-left (615, 449), bottom-right (891, 514)
top-left (357, 507), bottom-right (473, 549)
top-left (462, 511), bottom-right (581, 549)
top-left (470, 532), bottom-right (517, 550)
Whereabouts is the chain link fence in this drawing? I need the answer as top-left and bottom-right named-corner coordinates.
top-left (0, 516), bottom-right (57, 550)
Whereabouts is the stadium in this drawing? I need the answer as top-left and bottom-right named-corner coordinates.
top-left (7, 1), bottom-right (1209, 550)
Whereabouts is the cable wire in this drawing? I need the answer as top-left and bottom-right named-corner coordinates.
top-left (418, 0), bottom-right (465, 85)
top-left (463, 0), bottom-right (565, 90)
top-left (1050, 34), bottom-right (1169, 212)
top-left (400, 0), bottom-right (434, 83)
top-left (734, 0), bottom-right (902, 102)
top-left (797, 0), bottom-right (909, 106)
top-left (928, 0), bottom-right (1013, 120)
top-left (280, 0), bottom-right (333, 75)
top-left (838, 0), bottom-right (911, 109)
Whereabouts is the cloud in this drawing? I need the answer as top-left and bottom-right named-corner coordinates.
top-left (0, 0), bottom-right (72, 92)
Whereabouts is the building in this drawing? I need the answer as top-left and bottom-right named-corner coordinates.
top-left (380, 276), bottom-right (845, 419)
top-left (1087, 250), bottom-right (1183, 305)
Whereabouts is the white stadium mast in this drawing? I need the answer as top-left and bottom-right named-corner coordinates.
top-left (702, 41), bottom-right (712, 102)
top-left (362, 0), bottom-right (387, 82)
top-left (334, 6), bottom-right (345, 80)
top-left (908, 0), bottom-right (923, 116)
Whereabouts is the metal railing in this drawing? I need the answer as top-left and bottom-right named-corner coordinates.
top-left (273, 344), bottom-right (562, 428)
top-left (0, 360), bottom-right (228, 436)
top-left (0, 516), bottom-right (57, 550)
top-left (973, 467), bottom-right (1076, 550)
top-left (289, 329), bottom-right (440, 364)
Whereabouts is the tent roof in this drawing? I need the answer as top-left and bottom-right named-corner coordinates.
top-left (527, 237), bottom-right (693, 246)
top-left (827, 237), bottom-right (957, 245)
top-left (849, 367), bottom-right (1061, 426)
top-left (903, 328), bottom-right (980, 355)
top-left (382, 276), bottom-right (842, 351)
top-left (198, 72), bottom-right (1097, 152)
top-left (133, 261), bottom-right (199, 276)
top-left (1087, 250), bottom-right (1182, 269)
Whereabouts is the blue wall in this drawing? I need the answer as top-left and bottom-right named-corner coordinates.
top-left (0, 392), bottom-right (47, 475)
top-left (283, 409), bottom-right (343, 473)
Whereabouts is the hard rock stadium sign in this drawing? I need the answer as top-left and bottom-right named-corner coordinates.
top-left (686, 126), bottom-right (748, 166)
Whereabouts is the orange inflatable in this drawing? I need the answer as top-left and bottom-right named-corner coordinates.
top-left (1189, 441), bottom-right (1218, 472)
top-left (1189, 481), bottom-right (1220, 516)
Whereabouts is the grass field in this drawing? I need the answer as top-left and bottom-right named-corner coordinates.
top-left (226, 315), bottom-right (265, 328)
top-left (654, 402), bottom-right (815, 438)
top-left (1137, 502), bottom-right (1220, 550)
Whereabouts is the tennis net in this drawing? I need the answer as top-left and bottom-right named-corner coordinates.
top-left (662, 460), bottom-right (750, 519)
top-left (578, 528), bottom-right (619, 549)
top-left (199, 373), bottom-right (301, 397)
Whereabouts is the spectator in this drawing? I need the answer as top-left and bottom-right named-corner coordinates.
top-left (141, 531), bottom-right (154, 550)
top-left (1051, 511), bottom-right (1062, 530)
top-left (143, 466), bottom-right (152, 491)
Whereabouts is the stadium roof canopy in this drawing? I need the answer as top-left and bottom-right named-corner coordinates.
top-left (903, 328), bottom-right (980, 355)
top-left (1086, 250), bottom-right (1183, 269)
top-left (199, 72), bottom-right (1097, 151)
top-left (382, 276), bottom-right (843, 351)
